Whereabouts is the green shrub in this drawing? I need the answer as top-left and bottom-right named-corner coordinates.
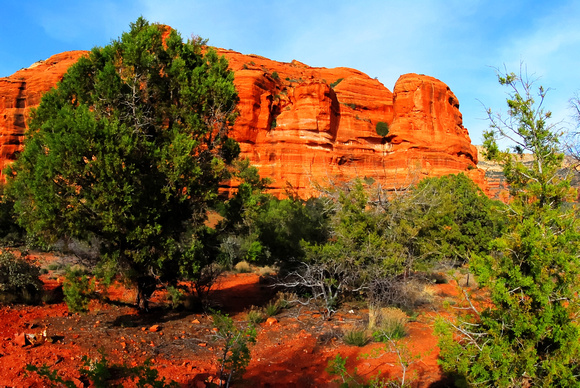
top-left (166, 285), bottom-right (185, 309)
top-left (62, 268), bottom-right (94, 313)
top-left (0, 251), bottom-right (42, 304)
top-left (343, 329), bottom-right (370, 347)
top-left (246, 307), bottom-right (266, 324)
top-left (369, 307), bottom-right (408, 342)
top-left (213, 311), bottom-right (257, 387)
top-left (271, 71), bottom-right (279, 80)
top-left (27, 350), bottom-right (178, 387)
top-left (375, 121), bottom-right (389, 137)
top-left (264, 301), bottom-right (281, 317)
top-left (330, 78), bottom-right (343, 88)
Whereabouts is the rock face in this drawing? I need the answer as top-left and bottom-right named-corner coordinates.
top-left (0, 49), bottom-right (487, 196)
top-left (219, 49), bottom-right (485, 196)
top-left (0, 51), bottom-right (87, 173)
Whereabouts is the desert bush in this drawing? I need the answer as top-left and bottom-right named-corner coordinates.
top-left (368, 276), bottom-right (433, 311)
top-left (0, 251), bottom-right (42, 304)
top-left (27, 350), bottom-right (178, 387)
top-left (375, 121), bottom-right (389, 137)
top-left (264, 300), bottom-right (281, 317)
top-left (369, 307), bottom-right (408, 342)
top-left (245, 306), bottom-right (266, 324)
top-left (343, 329), bottom-right (370, 347)
top-left (166, 285), bottom-right (185, 309)
top-left (62, 268), bottom-right (94, 313)
top-left (233, 260), bottom-right (252, 273)
top-left (330, 78), bottom-right (343, 88)
top-left (272, 291), bottom-right (297, 310)
top-left (212, 312), bottom-right (257, 387)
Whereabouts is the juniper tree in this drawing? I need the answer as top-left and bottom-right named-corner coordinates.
top-left (437, 66), bottom-right (580, 387)
top-left (8, 17), bottom-right (240, 310)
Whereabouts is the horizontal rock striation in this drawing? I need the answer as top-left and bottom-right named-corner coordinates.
top-left (0, 48), bottom-right (487, 196)
top-left (0, 51), bottom-right (87, 173)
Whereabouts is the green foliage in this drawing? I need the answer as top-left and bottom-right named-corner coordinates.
top-left (0, 250), bottom-right (42, 304)
top-left (166, 285), bottom-right (185, 309)
top-left (414, 173), bottom-right (505, 266)
top-left (212, 311), bottom-right (257, 387)
top-left (326, 355), bottom-right (389, 388)
top-left (0, 184), bottom-right (25, 246)
top-left (372, 322), bottom-right (407, 343)
top-left (438, 67), bottom-right (580, 387)
top-left (375, 121), bottom-right (389, 137)
top-left (343, 329), bottom-right (370, 347)
top-left (271, 71), bottom-right (279, 80)
top-left (7, 17), bottom-right (239, 310)
top-left (482, 66), bottom-right (569, 207)
top-left (27, 350), bottom-right (178, 387)
top-left (281, 174), bottom-right (500, 316)
top-left (217, 160), bottom-right (329, 267)
top-left (62, 268), bottom-right (95, 313)
top-left (326, 354), bottom-right (361, 387)
top-left (245, 307), bottom-right (266, 324)
top-left (330, 78), bottom-right (344, 88)
top-left (264, 300), bottom-right (281, 317)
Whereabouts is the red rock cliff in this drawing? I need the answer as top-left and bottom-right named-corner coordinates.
top-left (0, 49), bottom-right (487, 196)
top-left (219, 49), bottom-right (485, 196)
top-left (0, 51), bottom-right (87, 173)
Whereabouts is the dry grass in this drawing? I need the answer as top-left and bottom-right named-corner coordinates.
top-left (233, 260), bottom-right (252, 273)
top-left (368, 306), bottom-right (408, 341)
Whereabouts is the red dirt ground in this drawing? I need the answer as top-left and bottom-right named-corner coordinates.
top-left (0, 253), bottom-right (468, 387)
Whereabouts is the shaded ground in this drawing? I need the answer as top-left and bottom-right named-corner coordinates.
top-left (0, 252), bottom-right (470, 387)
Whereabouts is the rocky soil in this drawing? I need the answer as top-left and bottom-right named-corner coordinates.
top-left (0, 252), bottom-right (477, 387)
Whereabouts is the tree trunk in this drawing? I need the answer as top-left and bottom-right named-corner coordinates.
top-left (136, 284), bottom-right (149, 311)
top-left (135, 275), bottom-right (156, 311)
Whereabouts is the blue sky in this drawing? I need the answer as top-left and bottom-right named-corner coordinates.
top-left (2, 0), bottom-right (580, 147)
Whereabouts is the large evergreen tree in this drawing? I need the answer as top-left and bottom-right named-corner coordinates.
top-left (437, 67), bottom-right (580, 386)
top-left (7, 18), bottom-right (240, 310)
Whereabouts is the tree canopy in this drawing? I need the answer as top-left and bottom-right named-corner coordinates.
top-left (7, 17), bottom-right (240, 309)
top-left (438, 66), bottom-right (580, 387)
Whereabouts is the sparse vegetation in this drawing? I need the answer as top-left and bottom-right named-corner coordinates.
top-left (343, 329), bottom-right (370, 347)
top-left (212, 312), bottom-right (257, 387)
top-left (7, 17), bottom-right (240, 311)
top-left (330, 78), bottom-right (344, 88)
top-left (27, 351), bottom-right (178, 387)
top-left (62, 268), bottom-right (94, 313)
top-left (0, 251), bottom-right (42, 304)
top-left (3, 13), bottom-right (579, 388)
top-left (245, 306), bottom-right (266, 324)
top-left (375, 121), bottom-right (389, 137)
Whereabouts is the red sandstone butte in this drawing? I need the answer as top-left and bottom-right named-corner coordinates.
top-left (0, 51), bottom-right (87, 173)
top-left (0, 48), bottom-right (487, 196)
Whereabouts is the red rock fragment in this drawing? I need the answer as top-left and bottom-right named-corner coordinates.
top-left (149, 325), bottom-right (159, 332)
top-left (14, 333), bottom-right (29, 347)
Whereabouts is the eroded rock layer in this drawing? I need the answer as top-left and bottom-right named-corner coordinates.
top-left (0, 49), bottom-right (486, 196)
top-left (0, 51), bottom-right (87, 173)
